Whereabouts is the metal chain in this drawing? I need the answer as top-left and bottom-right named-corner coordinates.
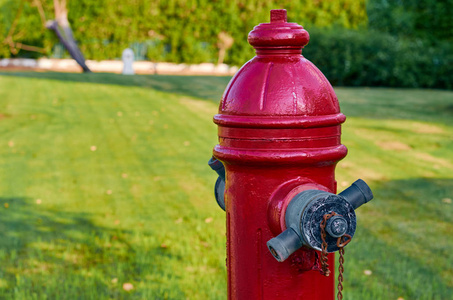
top-left (337, 240), bottom-right (345, 300)
top-left (319, 212), bottom-right (353, 300)
top-left (319, 212), bottom-right (337, 276)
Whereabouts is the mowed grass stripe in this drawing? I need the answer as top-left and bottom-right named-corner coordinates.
top-left (0, 75), bottom-right (225, 299)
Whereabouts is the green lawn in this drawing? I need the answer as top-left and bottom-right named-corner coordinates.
top-left (0, 72), bottom-right (452, 299)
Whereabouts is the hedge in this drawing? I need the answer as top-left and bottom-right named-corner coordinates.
top-left (303, 28), bottom-right (453, 89)
top-left (366, 0), bottom-right (453, 43)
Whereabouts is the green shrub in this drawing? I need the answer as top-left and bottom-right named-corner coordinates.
top-left (303, 28), bottom-right (453, 89)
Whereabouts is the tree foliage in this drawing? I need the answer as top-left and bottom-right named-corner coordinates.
top-left (367, 0), bottom-right (453, 42)
top-left (0, 0), bottom-right (367, 64)
top-left (1, 0), bottom-right (451, 88)
top-left (0, 0), bottom-right (55, 58)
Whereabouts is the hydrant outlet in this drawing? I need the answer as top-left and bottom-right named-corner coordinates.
top-left (208, 156), bottom-right (225, 180)
top-left (267, 180), bottom-right (373, 261)
top-left (339, 179), bottom-right (373, 210)
top-left (208, 157), bottom-right (226, 211)
top-left (267, 227), bottom-right (303, 262)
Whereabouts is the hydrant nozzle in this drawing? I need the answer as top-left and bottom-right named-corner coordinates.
top-left (339, 179), bottom-right (373, 210)
top-left (208, 157), bottom-right (226, 211)
top-left (267, 179), bottom-right (374, 262)
top-left (267, 227), bottom-right (303, 262)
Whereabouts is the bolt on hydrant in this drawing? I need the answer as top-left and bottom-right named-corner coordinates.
top-left (208, 9), bottom-right (373, 300)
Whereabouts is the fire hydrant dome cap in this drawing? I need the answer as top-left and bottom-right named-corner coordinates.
top-left (218, 56), bottom-right (341, 118)
top-left (248, 9), bottom-right (310, 48)
top-left (218, 9), bottom-right (341, 120)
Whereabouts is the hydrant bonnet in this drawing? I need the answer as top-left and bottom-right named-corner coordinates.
top-left (215, 10), bottom-right (343, 122)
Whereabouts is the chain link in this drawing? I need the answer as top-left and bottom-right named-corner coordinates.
top-left (319, 212), bottom-right (352, 300)
top-left (319, 212), bottom-right (337, 276)
top-left (337, 240), bottom-right (345, 300)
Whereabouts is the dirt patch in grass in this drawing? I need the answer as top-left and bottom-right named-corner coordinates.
top-left (0, 113), bottom-right (11, 120)
top-left (376, 141), bottom-right (412, 151)
top-left (338, 161), bottom-right (355, 169)
top-left (411, 122), bottom-right (445, 134)
top-left (413, 152), bottom-right (453, 169)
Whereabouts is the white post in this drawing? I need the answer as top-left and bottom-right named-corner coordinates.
top-left (122, 48), bottom-right (135, 75)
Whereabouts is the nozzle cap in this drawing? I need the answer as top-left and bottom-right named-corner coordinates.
top-left (208, 156), bottom-right (225, 180)
top-left (267, 227), bottom-right (303, 262)
top-left (339, 179), bottom-right (373, 210)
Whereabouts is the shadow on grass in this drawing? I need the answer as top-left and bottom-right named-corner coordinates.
top-left (0, 197), bottom-right (184, 298)
top-left (0, 71), bottom-right (231, 102)
top-left (350, 225), bottom-right (452, 300)
top-left (374, 178), bottom-right (453, 222)
top-left (0, 178), bottom-right (451, 299)
top-left (347, 177), bottom-right (453, 299)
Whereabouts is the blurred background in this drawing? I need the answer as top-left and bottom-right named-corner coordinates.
top-left (1, 0), bottom-right (452, 87)
top-left (0, 0), bottom-right (452, 299)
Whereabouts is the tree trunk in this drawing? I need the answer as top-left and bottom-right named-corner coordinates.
top-left (46, 0), bottom-right (91, 72)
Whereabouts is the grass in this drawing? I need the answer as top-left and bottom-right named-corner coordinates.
top-left (0, 71), bottom-right (452, 299)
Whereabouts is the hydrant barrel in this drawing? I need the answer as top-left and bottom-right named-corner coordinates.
top-left (212, 9), bottom-right (347, 299)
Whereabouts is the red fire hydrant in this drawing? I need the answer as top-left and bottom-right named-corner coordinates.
top-left (209, 9), bottom-right (373, 300)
